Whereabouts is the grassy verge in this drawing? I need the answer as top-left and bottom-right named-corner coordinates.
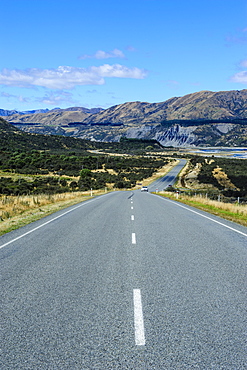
top-left (0, 161), bottom-right (183, 236)
top-left (156, 192), bottom-right (247, 227)
top-left (0, 190), bottom-right (107, 236)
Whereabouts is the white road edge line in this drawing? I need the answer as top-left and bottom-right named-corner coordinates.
top-left (133, 289), bottom-right (145, 346)
top-left (158, 196), bottom-right (247, 237)
top-left (131, 215), bottom-right (134, 221)
top-left (132, 233), bottom-right (136, 244)
top-left (0, 197), bottom-right (99, 250)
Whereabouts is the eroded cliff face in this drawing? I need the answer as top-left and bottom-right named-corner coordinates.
top-left (10, 120), bottom-right (247, 147)
top-left (122, 124), bottom-right (196, 146)
top-left (154, 125), bottom-right (197, 147)
top-left (75, 122), bottom-right (247, 147)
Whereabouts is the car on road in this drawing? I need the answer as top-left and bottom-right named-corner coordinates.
top-left (141, 186), bottom-right (148, 192)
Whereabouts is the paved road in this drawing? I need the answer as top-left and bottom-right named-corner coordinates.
top-left (1, 188), bottom-right (246, 368)
top-left (148, 158), bottom-right (187, 192)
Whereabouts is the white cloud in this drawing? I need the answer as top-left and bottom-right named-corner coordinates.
top-left (231, 71), bottom-right (247, 84)
top-left (96, 49), bottom-right (125, 59)
top-left (79, 48), bottom-right (125, 60)
top-left (225, 28), bottom-right (247, 45)
top-left (1, 92), bottom-right (15, 98)
top-left (126, 45), bottom-right (137, 52)
top-left (18, 95), bottom-right (29, 103)
top-left (36, 91), bottom-right (76, 105)
top-left (166, 80), bottom-right (180, 89)
top-left (0, 64), bottom-right (147, 90)
top-left (230, 59), bottom-right (247, 84)
top-left (86, 89), bottom-right (98, 93)
top-left (225, 35), bottom-right (247, 45)
top-left (0, 66), bottom-right (104, 89)
top-left (1, 91), bottom-right (30, 102)
top-left (240, 59), bottom-right (247, 68)
top-left (91, 64), bottom-right (147, 79)
top-left (1, 90), bottom-right (77, 106)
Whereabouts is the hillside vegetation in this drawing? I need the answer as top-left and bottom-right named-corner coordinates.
top-left (159, 155), bottom-right (247, 226)
top-left (0, 116), bottom-right (171, 194)
top-left (178, 155), bottom-right (247, 201)
top-left (0, 117), bottom-right (162, 153)
top-left (0, 115), bottom-right (246, 230)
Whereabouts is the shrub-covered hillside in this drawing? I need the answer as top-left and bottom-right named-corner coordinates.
top-left (190, 156), bottom-right (247, 198)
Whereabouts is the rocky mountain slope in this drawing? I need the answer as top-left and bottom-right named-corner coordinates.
top-left (2, 90), bottom-right (247, 146)
top-left (83, 89), bottom-right (247, 124)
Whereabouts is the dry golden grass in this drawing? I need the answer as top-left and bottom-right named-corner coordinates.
top-left (2, 159), bottom-right (245, 234)
top-left (212, 166), bottom-right (240, 191)
top-left (158, 191), bottom-right (247, 226)
top-left (184, 194), bottom-right (246, 215)
top-left (0, 190), bottom-right (106, 235)
top-left (0, 161), bottom-right (176, 235)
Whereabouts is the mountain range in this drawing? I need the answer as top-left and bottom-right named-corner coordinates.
top-left (1, 90), bottom-right (247, 147)
top-left (0, 107), bottom-right (103, 116)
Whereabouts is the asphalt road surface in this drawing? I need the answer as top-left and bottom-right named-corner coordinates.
top-left (148, 159), bottom-right (187, 192)
top-left (1, 173), bottom-right (246, 368)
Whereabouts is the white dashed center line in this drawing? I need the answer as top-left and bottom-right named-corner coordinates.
top-left (133, 289), bottom-right (145, 346)
top-left (130, 199), bottom-right (145, 345)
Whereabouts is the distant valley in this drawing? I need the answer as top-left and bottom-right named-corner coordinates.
top-left (1, 89), bottom-right (247, 147)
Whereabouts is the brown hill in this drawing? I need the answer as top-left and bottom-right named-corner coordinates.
top-left (83, 89), bottom-right (247, 124)
top-left (1, 90), bottom-right (247, 146)
top-left (3, 90), bottom-right (247, 126)
top-left (4, 109), bottom-right (90, 125)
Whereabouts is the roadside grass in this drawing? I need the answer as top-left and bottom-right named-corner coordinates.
top-left (157, 192), bottom-right (247, 227)
top-left (0, 161), bottom-right (175, 236)
top-left (0, 190), bottom-right (106, 236)
top-left (2, 158), bottom-right (246, 235)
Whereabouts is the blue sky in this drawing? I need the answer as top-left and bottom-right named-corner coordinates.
top-left (1, 0), bottom-right (247, 111)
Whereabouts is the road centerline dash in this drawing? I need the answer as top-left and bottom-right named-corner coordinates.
top-left (132, 233), bottom-right (136, 244)
top-left (133, 289), bottom-right (145, 346)
top-left (131, 215), bottom-right (134, 221)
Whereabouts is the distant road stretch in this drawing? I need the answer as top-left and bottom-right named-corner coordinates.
top-left (148, 158), bottom-right (187, 192)
top-left (1, 161), bottom-right (246, 369)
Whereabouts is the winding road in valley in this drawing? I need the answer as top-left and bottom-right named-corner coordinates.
top-left (1, 161), bottom-right (246, 369)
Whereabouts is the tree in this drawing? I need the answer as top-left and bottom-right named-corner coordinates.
top-left (70, 181), bottom-right (78, 190)
top-left (78, 169), bottom-right (94, 190)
